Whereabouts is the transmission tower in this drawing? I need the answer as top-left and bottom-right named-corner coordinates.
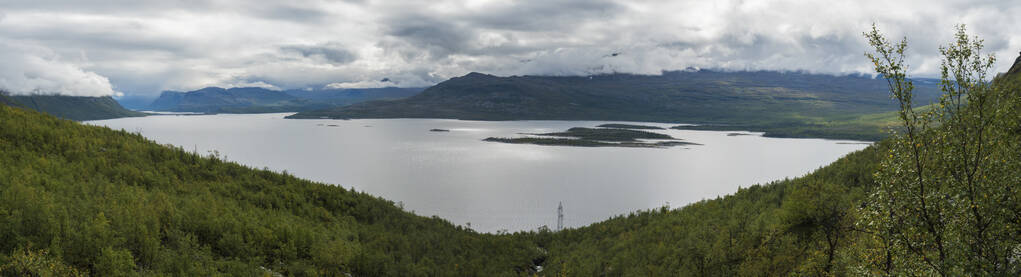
top-left (557, 202), bottom-right (564, 231)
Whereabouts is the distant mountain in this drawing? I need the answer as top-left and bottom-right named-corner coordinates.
top-left (287, 70), bottom-right (942, 140)
top-left (1009, 52), bottom-right (1021, 75)
top-left (0, 93), bottom-right (22, 107)
top-left (1, 93), bottom-right (145, 121)
top-left (1006, 51), bottom-right (1021, 78)
top-left (113, 95), bottom-right (160, 110)
top-left (283, 87), bottom-right (424, 105)
top-left (148, 86), bottom-right (423, 113)
top-left (149, 87), bottom-right (298, 113)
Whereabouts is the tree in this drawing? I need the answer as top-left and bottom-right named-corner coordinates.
top-left (857, 24), bottom-right (1021, 276)
top-left (781, 182), bottom-right (853, 275)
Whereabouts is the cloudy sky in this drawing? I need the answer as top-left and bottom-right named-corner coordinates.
top-left (0, 0), bottom-right (1018, 98)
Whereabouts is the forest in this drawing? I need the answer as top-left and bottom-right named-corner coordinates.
top-left (1, 26), bottom-right (1019, 276)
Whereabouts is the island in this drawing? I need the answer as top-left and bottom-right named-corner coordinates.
top-left (429, 128), bottom-right (450, 132)
top-left (595, 123), bottom-right (665, 130)
top-left (484, 127), bottom-right (700, 148)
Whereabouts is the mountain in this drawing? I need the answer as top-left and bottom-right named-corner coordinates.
top-left (284, 87), bottom-right (423, 105)
top-left (1, 93), bottom-right (145, 121)
top-left (287, 70), bottom-right (943, 140)
top-left (148, 86), bottom-right (423, 113)
top-left (1008, 51), bottom-right (1021, 76)
top-left (113, 95), bottom-right (160, 110)
top-left (0, 93), bottom-right (22, 107)
top-left (148, 87), bottom-right (299, 113)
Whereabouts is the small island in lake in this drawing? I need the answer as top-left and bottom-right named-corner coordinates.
top-left (485, 127), bottom-right (700, 148)
top-left (595, 123), bottom-right (665, 130)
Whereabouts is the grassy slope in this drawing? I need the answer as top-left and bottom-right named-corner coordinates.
top-left (9, 95), bottom-right (145, 121)
top-left (0, 101), bottom-right (887, 275)
top-left (289, 71), bottom-right (942, 140)
top-left (542, 142), bottom-right (885, 276)
top-left (0, 105), bottom-right (542, 276)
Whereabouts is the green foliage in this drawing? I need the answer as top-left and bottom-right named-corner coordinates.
top-left (7, 95), bottom-right (144, 121)
top-left (856, 24), bottom-right (1021, 276)
top-left (0, 248), bottom-right (85, 277)
top-left (539, 143), bottom-right (885, 276)
top-left (0, 105), bottom-right (543, 276)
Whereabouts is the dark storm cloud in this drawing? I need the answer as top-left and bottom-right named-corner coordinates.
top-left (459, 0), bottom-right (621, 31)
top-left (281, 43), bottom-right (357, 65)
top-left (0, 0), bottom-right (1017, 97)
top-left (383, 14), bottom-right (476, 60)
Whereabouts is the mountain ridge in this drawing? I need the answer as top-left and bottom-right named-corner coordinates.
top-left (288, 70), bottom-right (944, 140)
top-left (1, 92), bottom-right (145, 121)
top-left (148, 86), bottom-right (423, 113)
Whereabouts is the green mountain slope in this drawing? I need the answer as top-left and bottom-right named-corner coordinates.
top-left (0, 93), bottom-right (22, 107)
top-left (149, 87), bottom-right (300, 113)
top-left (542, 142), bottom-right (885, 275)
top-left (537, 52), bottom-right (1021, 275)
top-left (0, 95), bottom-right (891, 276)
top-left (0, 105), bottom-right (542, 276)
top-left (1, 102), bottom-right (892, 276)
top-left (288, 71), bottom-right (943, 140)
top-left (149, 87), bottom-right (423, 113)
top-left (1008, 51), bottom-right (1021, 76)
top-left (4, 94), bottom-right (144, 121)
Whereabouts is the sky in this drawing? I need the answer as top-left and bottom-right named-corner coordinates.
top-left (0, 0), bottom-right (1018, 98)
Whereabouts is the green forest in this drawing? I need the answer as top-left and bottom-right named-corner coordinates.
top-left (0, 93), bottom-right (144, 121)
top-left (1, 26), bottom-right (1020, 276)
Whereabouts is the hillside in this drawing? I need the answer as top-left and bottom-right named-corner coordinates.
top-left (287, 70), bottom-right (943, 140)
top-left (2, 94), bottom-right (145, 121)
top-left (148, 87), bottom-right (300, 112)
top-left (0, 101), bottom-right (898, 275)
top-left (1009, 51), bottom-right (1021, 76)
top-left (0, 93), bottom-right (21, 107)
top-left (536, 51), bottom-right (1021, 275)
top-left (543, 141), bottom-right (886, 275)
top-left (0, 97), bottom-right (890, 276)
top-left (0, 105), bottom-right (542, 276)
top-left (149, 87), bottom-right (422, 113)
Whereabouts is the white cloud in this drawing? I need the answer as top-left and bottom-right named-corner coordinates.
top-left (0, 41), bottom-right (118, 96)
top-left (0, 0), bottom-right (1017, 97)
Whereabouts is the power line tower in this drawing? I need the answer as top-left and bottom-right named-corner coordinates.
top-left (557, 202), bottom-right (564, 231)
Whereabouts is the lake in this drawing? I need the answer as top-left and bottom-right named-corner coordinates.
top-left (88, 113), bottom-right (869, 233)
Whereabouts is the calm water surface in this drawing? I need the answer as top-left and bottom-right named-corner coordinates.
top-left (89, 113), bottom-right (868, 232)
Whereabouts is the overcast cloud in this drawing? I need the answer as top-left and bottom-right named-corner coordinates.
top-left (0, 0), bottom-right (1018, 97)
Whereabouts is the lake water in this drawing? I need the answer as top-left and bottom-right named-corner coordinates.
top-left (88, 113), bottom-right (869, 233)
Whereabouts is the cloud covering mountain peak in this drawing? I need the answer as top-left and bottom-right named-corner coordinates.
top-left (0, 41), bottom-right (118, 97)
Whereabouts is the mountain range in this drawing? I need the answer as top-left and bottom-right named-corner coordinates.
top-left (147, 86), bottom-right (424, 113)
top-left (287, 70), bottom-right (944, 140)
